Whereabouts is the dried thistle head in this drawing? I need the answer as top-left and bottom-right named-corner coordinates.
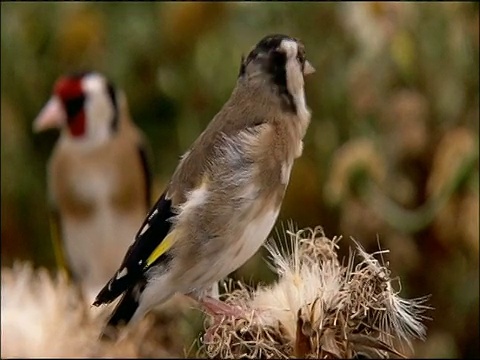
top-left (1, 261), bottom-right (183, 358)
top-left (199, 226), bottom-right (432, 359)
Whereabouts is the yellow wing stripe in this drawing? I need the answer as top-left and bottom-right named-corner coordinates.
top-left (49, 214), bottom-right (70, 278)
top-left (145, 230), bottom-right (177, 268)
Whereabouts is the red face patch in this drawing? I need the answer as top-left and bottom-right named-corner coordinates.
top-left (53, 76), bottom-right (86, 137)
top-left (54, 76), bottom-right (82, 99)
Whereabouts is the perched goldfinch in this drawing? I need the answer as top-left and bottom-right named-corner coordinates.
top-left (93, 34), bottom-right (315, 337)
top-left (33, 72), bottom-right (152, 303)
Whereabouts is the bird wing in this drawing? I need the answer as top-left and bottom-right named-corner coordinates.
top-left (93, 188), bottom-right (176, 306)
top-left (48, 206), bottom-right (76, 280)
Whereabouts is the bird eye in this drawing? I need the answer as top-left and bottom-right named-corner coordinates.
top-left (64, 95), bottom-right (85, 119)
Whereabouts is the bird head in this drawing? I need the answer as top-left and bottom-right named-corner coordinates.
top-left (237, 34), bottom-right (315, 116)
top-left (238, 34), bottom-right (315, 82)
top-left (33, 72), bottom-right (121, 146)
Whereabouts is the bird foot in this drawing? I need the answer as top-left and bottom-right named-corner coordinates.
top-left (199, 295), bottom-right (244, 318)
top-left (203, 314), bottom-right (226, 344)
top-left (189, 295), bottom-right (247, 343)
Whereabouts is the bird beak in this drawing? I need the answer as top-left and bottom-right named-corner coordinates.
top-left (303, 60), bottom-right (316, 76)
top-left (33, 97), bottom-right (67, 133)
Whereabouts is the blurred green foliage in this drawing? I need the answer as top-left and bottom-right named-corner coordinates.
top-left (1, 2), bottom-right (478, 358)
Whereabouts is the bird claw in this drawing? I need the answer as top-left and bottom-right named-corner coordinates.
top-left (195, 295), bottom-right (247, 343)
top-left (200, 296), bottom-right (244, 318)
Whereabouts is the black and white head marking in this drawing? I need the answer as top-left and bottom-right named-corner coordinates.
top-left (239, 34), bottom-right (314, 117)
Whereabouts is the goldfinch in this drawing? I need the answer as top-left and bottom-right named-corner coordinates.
top-left (33, 72), bottom-right (152, 303)
top-left (93, 34), bottom-right (315, 337)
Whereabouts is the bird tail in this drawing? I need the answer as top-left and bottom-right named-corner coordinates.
top-left (100, 288), bottom-right (140, 341)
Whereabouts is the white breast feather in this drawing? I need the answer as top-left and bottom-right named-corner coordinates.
top-left (227, 207), bottom-right (280, 275)
top-left (74, 168), bottom-right (112, 204)
top-left (60, 166), bottom-right (142, 302)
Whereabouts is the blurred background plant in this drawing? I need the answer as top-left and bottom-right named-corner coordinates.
top-left (1, 2), bottom-right (478, 358)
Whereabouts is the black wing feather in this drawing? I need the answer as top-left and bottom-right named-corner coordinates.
top-left (99, 280), bottom-right (147, 341)
top-left (93, 190), bottom-right (175, 306)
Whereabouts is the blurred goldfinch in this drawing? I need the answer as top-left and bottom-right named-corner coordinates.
top-left (33, 72), bottom-right (152, 303)
top-left (93, 34), bottom-right (315, 337)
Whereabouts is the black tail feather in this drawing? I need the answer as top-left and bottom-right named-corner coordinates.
top-left (100, 288), bottom-right (140, 341)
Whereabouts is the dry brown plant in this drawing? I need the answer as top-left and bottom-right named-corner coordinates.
top-left (199, 227), bottom-right (431, 359)
top-left (1, 262), bottom-right (185, 358)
